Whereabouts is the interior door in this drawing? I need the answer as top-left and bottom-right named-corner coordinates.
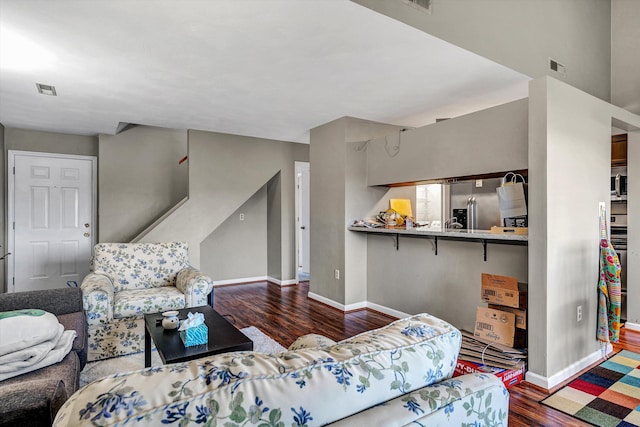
top-left (9, 151), bottom-right (96, 292)
top-left (296, 162), bottom-right (310, 276)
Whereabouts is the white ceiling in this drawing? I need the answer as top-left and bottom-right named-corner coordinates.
top-left (0, 0), bottom-right (530, 143)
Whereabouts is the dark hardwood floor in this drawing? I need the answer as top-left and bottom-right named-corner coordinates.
top-left (213, 281), bottom-right (640, 427)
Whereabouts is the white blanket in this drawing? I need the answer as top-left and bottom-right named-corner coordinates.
top-left (0, 324), bottom-right (63, 368)
top-left (0, 329), bottom-right (76, 382)
top-left (0, 310), bottom-right (61, 356)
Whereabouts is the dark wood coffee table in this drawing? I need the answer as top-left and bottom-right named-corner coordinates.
top-left (144, 305), bottom-right (253, 367)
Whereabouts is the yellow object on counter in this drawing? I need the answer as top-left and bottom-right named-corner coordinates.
top-left (390, 199), bottom-right (412, 218)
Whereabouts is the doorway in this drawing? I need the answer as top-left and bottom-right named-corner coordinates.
top-left (7, 151), bottom-right (97, 292)
top-left (295, 161), bottom-right (310, 281)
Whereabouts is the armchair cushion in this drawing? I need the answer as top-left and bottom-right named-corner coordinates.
top-left (113, 287), bottom-right (185, 319)
top-left (93, 242), bottom-right (190, 292)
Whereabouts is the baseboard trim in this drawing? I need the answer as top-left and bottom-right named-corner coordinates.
top-left (365, 302), bottom-right (411, 319)
top-left (267, 277), bottom-right (298, 287)
top-left (212, 276), bottom-right (269, 287)
top-left (308, 292), bottom-right (346, 310)
top-left (625, 321), bottom-right (640, 332)
top-left (307, 293), bottom-right (409, 319)
top-left (525, 344), bottom-right (613, 390)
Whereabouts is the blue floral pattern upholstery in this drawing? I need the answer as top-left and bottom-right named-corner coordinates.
top-left (54, 314), bottom-right (509, 426)
top-left (81, 242), bottom-right (214, 361)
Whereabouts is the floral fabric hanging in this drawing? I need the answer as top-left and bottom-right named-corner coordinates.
top-left (597, 208), bottom-right (622, 344)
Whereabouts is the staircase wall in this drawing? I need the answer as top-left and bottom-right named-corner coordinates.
top-left (99, 126), bottom-right (188, 243)
top-left (140, 129), bottom-right (309, 282)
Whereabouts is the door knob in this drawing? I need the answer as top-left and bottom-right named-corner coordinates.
top-left (300, 226), bottom-right (306, 230)
top-left (84, 233), bottom-right (90, 237)
top-left (84, 223), bottom-right (90, 228)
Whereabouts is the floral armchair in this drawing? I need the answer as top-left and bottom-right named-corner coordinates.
top-left (81, 242), bottom-right (214, 361)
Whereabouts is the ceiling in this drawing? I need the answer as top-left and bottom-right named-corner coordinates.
top-left (0, 0), bottom-right (530, 143)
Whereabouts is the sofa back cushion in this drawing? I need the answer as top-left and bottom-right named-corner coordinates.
top-left (53, 313), bottom-right (461, 426)
top-left (92, 242), bottom-right (190, 292)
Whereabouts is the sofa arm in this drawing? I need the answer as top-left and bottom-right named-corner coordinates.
top-left (288, 334), bottom-right (337, 351)
top-left (80, 273), bottom-right (114, 326)
top-left (176, 267), bottom-right (214, 307)
top-left (0, 378), bottom-right (68, 427)
top-left (0, 287), bottom-right (83, 316)
top-left (330, 373), bottom-right (509, 426)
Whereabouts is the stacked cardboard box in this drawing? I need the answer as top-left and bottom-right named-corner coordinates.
top-left (455, 331), bottom-right (527, 389)
top-left (475, 273), bottom-right (527, 348)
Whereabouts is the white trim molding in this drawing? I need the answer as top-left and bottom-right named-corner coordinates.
top-left (307, 293), bottom-right (410, 318)
top-left (268, 277), bottom-right (298, 287)
top-left (525, 344), bottom-right (613, 390)
top-left (625, 322), bottom-right (640, 332)
top-left (213, 276), bottom-right (298, 287)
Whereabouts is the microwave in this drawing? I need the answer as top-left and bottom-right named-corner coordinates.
top-left (611, 168), bottom-right (627, 200)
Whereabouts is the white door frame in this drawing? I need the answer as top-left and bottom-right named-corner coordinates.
top-left (7, 150), bottom-right (98, 292)
top-left (294, 161), bottom-right (310, 281)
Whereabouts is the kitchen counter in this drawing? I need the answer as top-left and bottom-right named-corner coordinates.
top-left (348, 225), bottom-right (527, 261)
top-left (347, 226), bottom-right (528, 242)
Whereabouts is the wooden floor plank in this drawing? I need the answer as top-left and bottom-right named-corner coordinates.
top-left (213, 281), bottom-right (639, 426)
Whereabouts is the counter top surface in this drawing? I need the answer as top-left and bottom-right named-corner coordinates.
top-left (347, 226), bottom-right (528, 242)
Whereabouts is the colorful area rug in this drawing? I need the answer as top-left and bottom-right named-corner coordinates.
top-left (80, 326), bottom-right (286, 386)
top-left (541, 350), bottom-right (640, 427)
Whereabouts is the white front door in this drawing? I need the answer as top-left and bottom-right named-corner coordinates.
top-left (9, 151), bottom-right (96, 292)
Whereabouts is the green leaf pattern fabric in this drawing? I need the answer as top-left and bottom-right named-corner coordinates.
top-left (54, 314), bottom-right (509, 426)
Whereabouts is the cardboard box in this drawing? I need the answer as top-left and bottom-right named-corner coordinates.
top-left (489, 304), bottom-right (526, 330)
top-left (454, 358), bottom-right (525, 389)
top-left (474, 306), bottom-right (525, 348)
top-left (481, 273), bottom-right (527, 309)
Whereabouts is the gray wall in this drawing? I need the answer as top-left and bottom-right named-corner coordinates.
top-left (4, 128), bottom-right (98, 156)
top-left (628, 132), bottom-right (640, 326)
top-left (611, 0), bottom-right (640, 115)
top-left (367, 237), bottom-right (528, 331)
top-left (353, 0), bottom-right (611, 102)
top-left (310, 117), bottom-right (402, 305)
top-left (1, 128), bottom-right (98, 293)
top-left (366, 99), bottom-right (528, 186)
top-left (99, 126), bottom-right (188, 242)
top-left (354, 101), bottom-right (528, 327)
top-left (200, 185), bottom-right (268, 281)
top-left (0, 124), bottom-right (4, 292)
top-left (140, 130), bottom-right (308, 283)
top-left (528, 77), bottom-right (640, 384)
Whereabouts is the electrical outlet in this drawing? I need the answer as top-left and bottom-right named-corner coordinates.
top-left (334, 269), bottom-right (340, 280)
top-left (577, 305), bottom-right (583, 322)
top-left (239, 213), bottom-right (245, 221)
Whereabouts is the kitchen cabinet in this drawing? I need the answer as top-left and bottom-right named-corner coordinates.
top-left (612, 134), bottom-right (628, 166)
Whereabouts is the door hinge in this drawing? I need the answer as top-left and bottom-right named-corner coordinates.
top-left (13, 222), bottom-right (15, 230)
top-left (12, 166), bottom-right (15, 175)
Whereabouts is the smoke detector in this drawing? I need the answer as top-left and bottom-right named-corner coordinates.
top-left (36, 83), bottom-right (57, 96)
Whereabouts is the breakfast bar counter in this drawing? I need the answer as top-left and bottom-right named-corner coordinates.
top-left (348, 226), bottom-right (527, 261)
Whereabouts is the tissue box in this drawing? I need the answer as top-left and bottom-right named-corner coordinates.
top-left (179, 324), bottom-right (208, 347)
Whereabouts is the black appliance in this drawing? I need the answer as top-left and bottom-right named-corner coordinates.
top-left (452, 208), bottom-right (467, 229)
top-left (610, 213), bottom-right (627, 321)
top-left (611, 168), bottom-right (628, 200)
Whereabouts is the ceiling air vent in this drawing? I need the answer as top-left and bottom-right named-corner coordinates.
top-left (402, 0), bottom-right (431, 14)
top-left (36, 83), bottom-right (57, 96)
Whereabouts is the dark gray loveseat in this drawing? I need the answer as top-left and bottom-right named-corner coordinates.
top-left (0, 287), bottom-right (88, 427)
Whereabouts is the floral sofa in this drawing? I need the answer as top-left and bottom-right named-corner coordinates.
top-left (54, 313), bottom-right (509, 426)
top-left (81, 242), bottom-right (214, 361)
